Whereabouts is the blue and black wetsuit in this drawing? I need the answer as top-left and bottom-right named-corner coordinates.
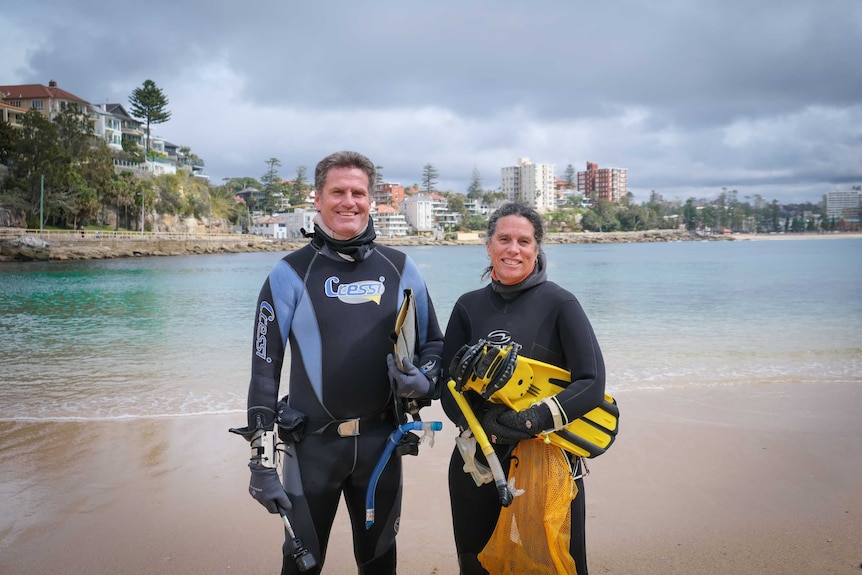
top-left (441, 265), bottom-right (605, 575)
top-left (247, 225), bottom-right (443, 575)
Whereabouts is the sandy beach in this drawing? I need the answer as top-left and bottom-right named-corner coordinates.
top-left (1, 381), bottom-right (861, 574)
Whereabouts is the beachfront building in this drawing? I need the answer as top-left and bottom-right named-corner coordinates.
top-left (104, 104), bottom-right (145, 149)
top-left (373, 204), bottom-right (409, 237)
top-left (0, 80), bottom-right (206, 178)
top-left (251, 215), bottom-right (287, 239)
top-left (87, 103), bottom-right (123, 151)
top-left (373, 182), bottom-right (407, 211)
top-left (279, 208), bottom-right (316, 239)
top-left (402, 194), bottom-right (438, 233)
top-left (578, 162), bottom-right (629, 203)
top-left (500, 158), bottom-right (557, 213)
top-left (0, 100), bottom-right (27, 128)
top-left (0, 80), bottom-right (88, 121)
top-left (464, 198), bottom-right (492, 217)
top-left (823, 189), bottom-right (861, 225)
top-left (577, 162), bottom-right (628, 204)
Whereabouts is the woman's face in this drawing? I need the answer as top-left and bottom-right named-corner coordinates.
top-left (486, 214), bottom-right (539, 285)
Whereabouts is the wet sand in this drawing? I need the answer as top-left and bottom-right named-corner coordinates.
top-left (1, 381), bottom-right (860, 574)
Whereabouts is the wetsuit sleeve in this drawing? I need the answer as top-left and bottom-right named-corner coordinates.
top-left (246, 260), bottom-right (300, 431)
top-left (402, 256), bottom-right (444, 396)
top-left (440, 299), bottom-right (472, 425)
top-left (550, 297), bottom-right (606, 425)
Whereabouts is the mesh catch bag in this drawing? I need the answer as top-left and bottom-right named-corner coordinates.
top-left (478, 439), bottom-right (579, 575)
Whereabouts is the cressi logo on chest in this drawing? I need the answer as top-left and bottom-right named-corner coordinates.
top-left (324, 276), bottom-right (385, 304)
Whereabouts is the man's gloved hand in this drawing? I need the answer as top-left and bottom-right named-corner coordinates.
top-left (248, 462), bottom-right (291, 514)
top-left (396, 431), bottom-right (421, 456)
top-left (481, 404), bottom-right (533, 445)
top-left (387, 353), bottom-right (432, 399)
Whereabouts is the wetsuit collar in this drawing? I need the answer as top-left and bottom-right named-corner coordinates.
top-left (310, 214), bottom-right (377, 262)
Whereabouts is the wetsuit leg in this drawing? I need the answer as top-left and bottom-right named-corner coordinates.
top-left (342, 426), bottom-right (401, 575)
top-left (280, 435), bottom-right (353, 575)
top-left (448, 448), bottom-right (508, 575)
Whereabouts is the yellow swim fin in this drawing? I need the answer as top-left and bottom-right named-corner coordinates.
top-left (452, 341), bottom-right (619, 458)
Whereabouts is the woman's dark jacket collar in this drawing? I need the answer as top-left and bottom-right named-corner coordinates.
top-left (490, 250), bottom-right (547, 300)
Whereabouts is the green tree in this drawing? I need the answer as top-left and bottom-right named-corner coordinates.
top-left (261, 157), bottom-right (282, 214)
top-left (129, 79), bottom-right (172, 162)
top-left (466, 167), bottom-right (483, 199)
top-left (447, 194), bottom-right (467, 217)
top-left (580, 200), bottom-right (619, 232)
top-left (421, 163), bottom-right (438, 194)
top-left (0, 119), bottom-right (16, 165)
top-left (105, 170), bottom-right (139, 230)
top-left (79, 141), bottom-right (117, 226)
top-left (290, 165), bottom-right (309, 206)
top-left (564, 164), bottom-right (576, 189)
top-left (120, 136), bottom-right (144, 163)
top-left (682, 199), bottom-right (698, 231)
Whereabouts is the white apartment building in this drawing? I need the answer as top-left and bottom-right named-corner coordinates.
top-left (373, 205), bottom-right (409, 237)
top-left (279, 208), bottom-right (317, 239)
top-left (402, 194), bottom-right (438, 233)
top-left (823, 189), bottom-right (861, 222)
top-left (251, 215), bottom-right (287, 238)
top-left (500, 158), bottom-right (557, 212)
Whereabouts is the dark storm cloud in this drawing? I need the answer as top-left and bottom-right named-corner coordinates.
top-left (2, 0), bottom-right (860, 202)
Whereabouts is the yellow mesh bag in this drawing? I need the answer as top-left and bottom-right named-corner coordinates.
top-left (478, 440), bottom-right (578, 575)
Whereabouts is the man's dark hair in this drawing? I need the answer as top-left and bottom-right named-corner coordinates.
top-left (314, 151), bottom-right (377, 193)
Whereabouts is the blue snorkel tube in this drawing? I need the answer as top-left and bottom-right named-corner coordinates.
top-left (365, 420), bottom-right (443, 529)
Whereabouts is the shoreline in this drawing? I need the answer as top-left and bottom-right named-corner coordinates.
top-left (2, 228), bottom-right (861, 262)
top-left (1, 382), bottom-right (860, 574)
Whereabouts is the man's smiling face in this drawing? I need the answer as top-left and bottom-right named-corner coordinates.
top-left (314, 166), bottom-right (371, 240)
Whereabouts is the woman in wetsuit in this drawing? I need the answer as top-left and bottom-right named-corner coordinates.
top-left (441, 202), bottom-right (606, 575)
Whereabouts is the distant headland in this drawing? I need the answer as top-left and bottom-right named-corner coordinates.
top-left (1, 228), bottom-right (859, 263)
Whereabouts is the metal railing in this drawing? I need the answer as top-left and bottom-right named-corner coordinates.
top-left (0, 228), bottom-right (248, 242)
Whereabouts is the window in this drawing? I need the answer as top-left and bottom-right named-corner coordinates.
top-left (31, 100), bottom-right (43, 110)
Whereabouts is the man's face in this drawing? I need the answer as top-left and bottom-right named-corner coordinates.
top-left (314, 167), bottom-right (371, 239)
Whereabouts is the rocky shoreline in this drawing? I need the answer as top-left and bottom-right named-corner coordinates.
top-left (0, 228), bottom-right (743, 262)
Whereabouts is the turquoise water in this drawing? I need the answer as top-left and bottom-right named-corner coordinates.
top-left (1, 238), bottom-right (860, 420)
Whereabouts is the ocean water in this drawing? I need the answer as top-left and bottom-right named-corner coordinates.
top-left (1, 238), bottom-right (860, 421)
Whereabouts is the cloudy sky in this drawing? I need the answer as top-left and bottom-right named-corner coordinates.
top-left (2, 1), bottom-right (860, 204)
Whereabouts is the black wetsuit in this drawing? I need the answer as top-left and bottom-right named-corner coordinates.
top-left (247, 229), bottom-right (443, 575)
top-left (441, 276), bottom-right (606, 575)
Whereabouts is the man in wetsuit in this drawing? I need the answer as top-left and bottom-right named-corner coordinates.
top-left (239, 151), bottom-right (443, 574)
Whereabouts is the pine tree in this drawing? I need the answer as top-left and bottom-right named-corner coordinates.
top-left (128, 80), bottom-right (172, 164)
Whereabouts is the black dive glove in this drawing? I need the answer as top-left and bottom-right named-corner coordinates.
top-left (386, 353), bottom-right (433, 398)
top-left (483, 403), bottom-right (552, 445)
top-left (248, 463), bottom-right (291, 514)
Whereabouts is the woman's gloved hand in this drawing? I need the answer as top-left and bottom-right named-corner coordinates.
top-left (483, 403), bottom-right (552, 444)
top-left (248, 462), bottom-right (291, 514)
top-left (481, 404), bottom-right (532, 445)
top-left (386, 353), bottom-right (432, 398)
